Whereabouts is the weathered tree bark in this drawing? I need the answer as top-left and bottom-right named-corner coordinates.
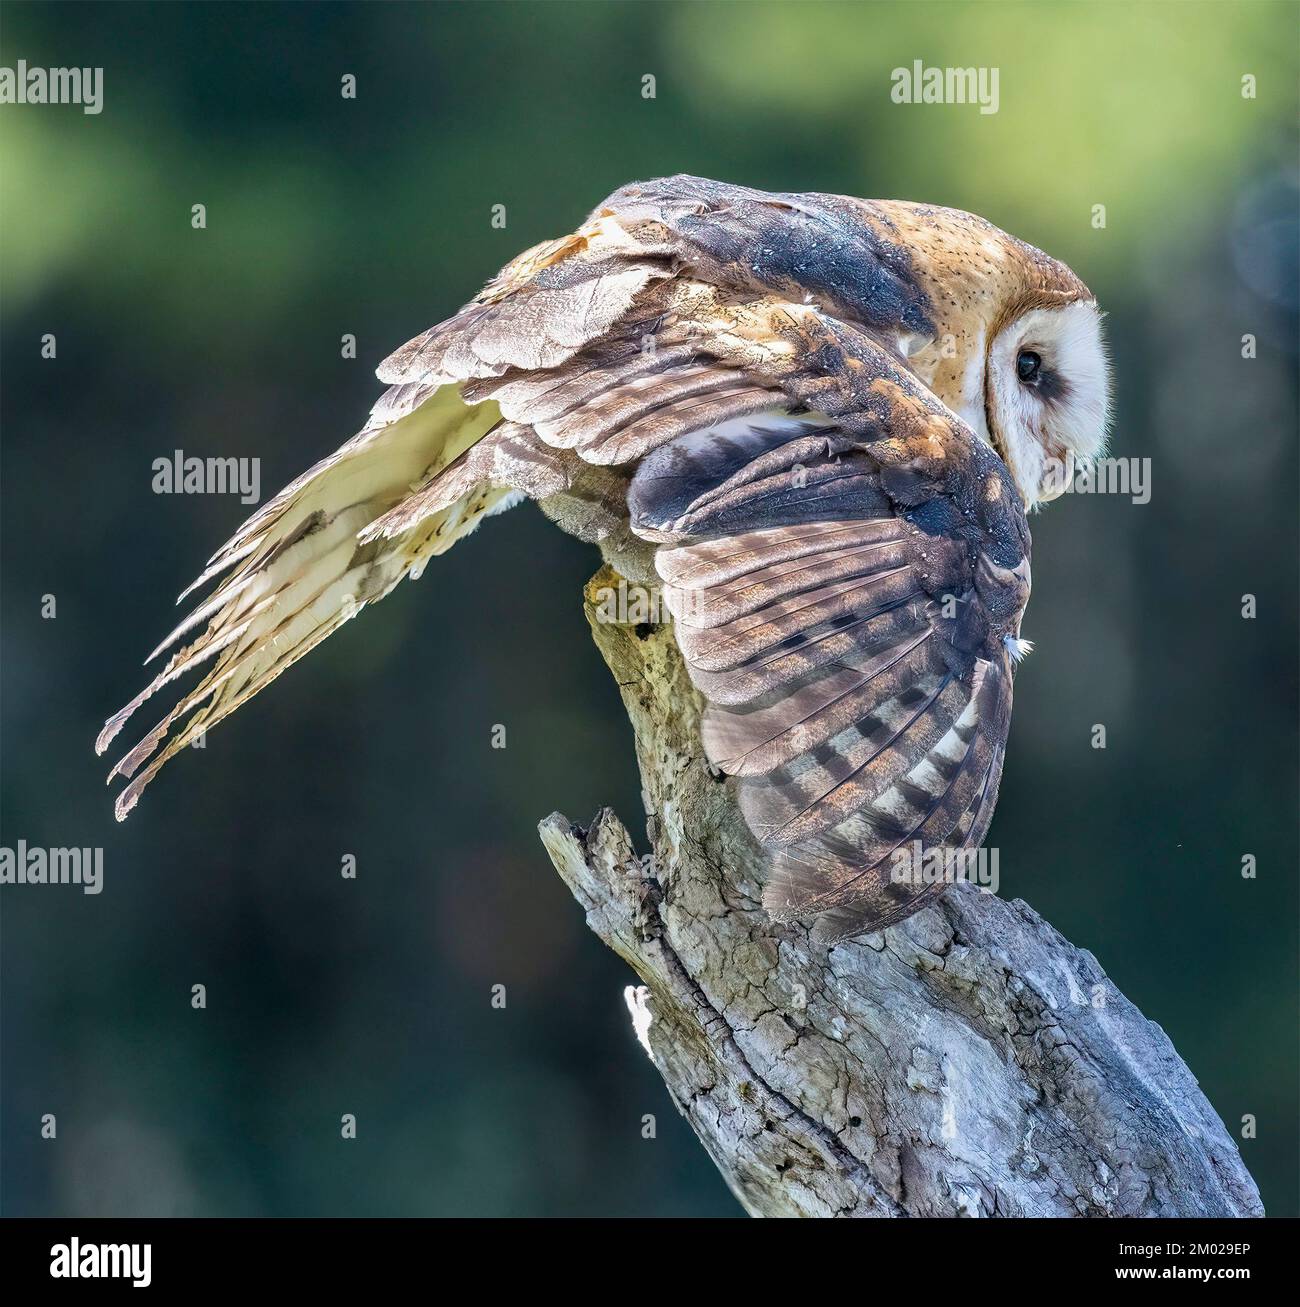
top-left (539, 566), bottom-right (1263, 1218)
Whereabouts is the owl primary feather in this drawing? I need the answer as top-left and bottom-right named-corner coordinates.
top-left (98, 174), bottom-right (1110, 943)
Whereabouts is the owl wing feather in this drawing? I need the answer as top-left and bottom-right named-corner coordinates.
top-left (96, 206), bottom-right (676, 817)
top-left (626, 385), bottom-right (1024, 941)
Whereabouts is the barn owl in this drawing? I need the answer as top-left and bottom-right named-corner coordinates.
top-left (98, 175), bottom-right (1110, 942)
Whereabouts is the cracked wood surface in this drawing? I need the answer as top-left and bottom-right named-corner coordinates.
top-left (538, 565), bottom-right (1263, 1218)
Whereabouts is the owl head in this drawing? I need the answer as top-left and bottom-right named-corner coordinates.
top-left (979, 289), bottom-right (1110, 507)
top-left (871, 201), bottom-right (1112, 509)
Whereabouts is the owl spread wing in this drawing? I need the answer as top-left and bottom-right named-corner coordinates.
top-left (101, 175), bottom-right (1032, 941)
top-left (628, 406), bottom-right (1022, 941)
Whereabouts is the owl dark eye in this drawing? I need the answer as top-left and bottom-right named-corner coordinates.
top-left (1016, 349), bottom-right (1042, 384)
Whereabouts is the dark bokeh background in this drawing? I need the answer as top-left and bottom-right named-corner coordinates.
top-left (2, 1), bottom-right (1296, 1216)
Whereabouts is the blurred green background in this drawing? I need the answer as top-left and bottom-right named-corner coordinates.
top-left (1, 0), bottom-right (1296, 1217)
